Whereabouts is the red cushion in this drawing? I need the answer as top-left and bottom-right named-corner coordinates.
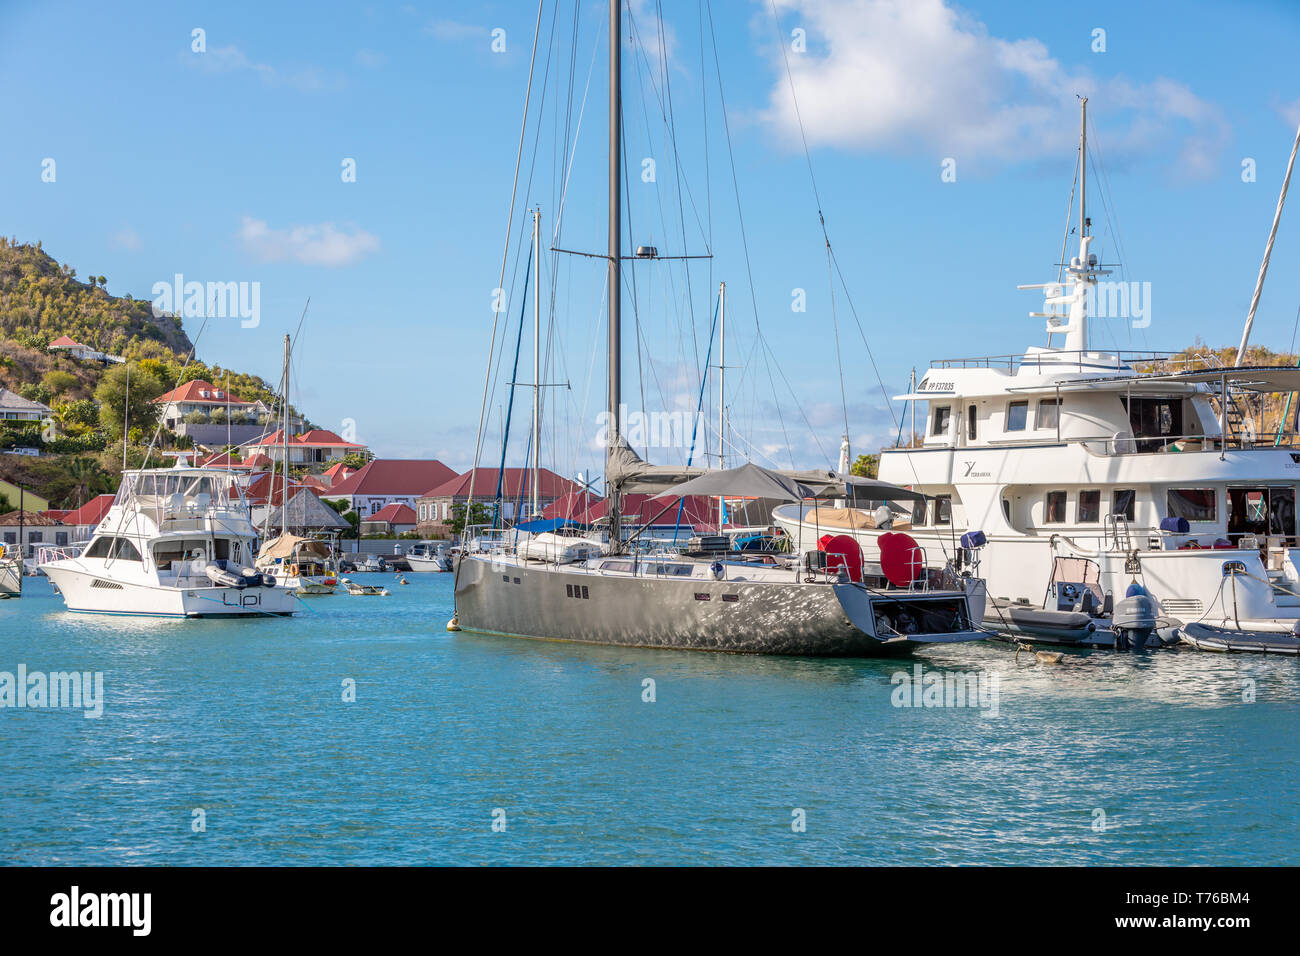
top-left (879, 531), bottom-right (923, 587)
top-left (823, 534), bottom-right (863, 583)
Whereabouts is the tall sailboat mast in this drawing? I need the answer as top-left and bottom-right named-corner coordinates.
top-left (281, 333), bottom-right (290, 539)
top-left (532, 206), bottom-right (542, 519)
top-left (717, 280), bottom-right (726, 530)
top-left (606, 0), bottom-right (622, 550)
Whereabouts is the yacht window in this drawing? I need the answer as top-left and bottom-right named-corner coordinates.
top-left (931, 406), bottom-right (951, 437)
top-left (1007, 401), bottom-right (1029, 431)
top-left (967, 405), bottom-right (977, 441)
top-left (1125, 396), bottom-right (1184, 452)
top-left (911, 499), bottom-right (928, 526)
top-left (1077, 489), bottom-right (1101, 523)
top-left (87, 536), bottom-right (142, 561)
top-left (1045, 491), bottom-right (1067, 523)
top-left (1001, 499), bottom-right (1011, 522)
top-left (1038, 399), bottom-right (1061, 431)
top-left (1112, 489), bottom-right (1136, 521)
top-left (1167, 488), bottom-right (1217, 523)
top-left (934, 495), bottom-right (952, 525)
top-left (112, 538), bottom-right (142, 562)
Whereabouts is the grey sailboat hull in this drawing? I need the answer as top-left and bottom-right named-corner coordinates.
top-left (453, 556), bottom-right (982, 657)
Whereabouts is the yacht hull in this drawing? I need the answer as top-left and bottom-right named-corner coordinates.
top-left (42, 563), bottom-right (298, 617)
top-left (454, 556), bottom-right (981, 656)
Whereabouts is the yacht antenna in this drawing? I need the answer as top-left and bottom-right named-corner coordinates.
top-left (1235, 119), bottom-right (1300, 366)
top-left (1079, 96), bottom-right (1088, 241)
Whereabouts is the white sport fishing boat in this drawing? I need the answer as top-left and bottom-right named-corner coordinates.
top-left (775, 100), bottom-right (1300, 643)
top-left (40, 460), bottom-right (297, 617)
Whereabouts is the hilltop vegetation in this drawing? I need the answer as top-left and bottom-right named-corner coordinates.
top-left (0, 237), bottom-right (192, 356)
top-left (0, 239), bottom-right (303, 507)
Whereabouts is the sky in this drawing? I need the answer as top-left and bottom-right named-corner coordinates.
top-left (3, 0), bottom-right (1299, 484)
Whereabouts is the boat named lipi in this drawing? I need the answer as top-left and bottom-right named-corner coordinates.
top-left (40, 460), bottom-right (297, 617)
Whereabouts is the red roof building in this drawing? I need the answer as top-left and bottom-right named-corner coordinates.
top-left (321, 462), bottom-right (356, 486)
top-left (243, 429), bottom-right (369, 469)
top-left (59, 494), bottom-right (116, 531)
top-left (243, 473), bottom-right (310, 507)
top-left (417, 467), bottom-right (581, 529)
top-left (360, 503), bottom-right (418, 535)
top-left (153, 379), bottom-right (253, 408)
top-left (324, 459), bottom-right (457, 517)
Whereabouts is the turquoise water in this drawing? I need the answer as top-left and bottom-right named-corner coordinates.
top-left (1, 572), bottom-right (1298, 865)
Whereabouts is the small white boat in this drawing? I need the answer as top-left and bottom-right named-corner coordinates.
top-left (405, 540), bottom-right (452, 572)
top-left (39, 462), bottom-right (298, 617)
top-left (341, 577), bottom-right (390, 596)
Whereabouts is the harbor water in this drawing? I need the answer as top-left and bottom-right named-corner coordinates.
top-left (2, 573), bottom-right (1298, 865)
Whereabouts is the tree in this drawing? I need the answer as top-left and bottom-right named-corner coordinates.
top-left (95, 362), bottom-right (166, 439)
top-left (41, 370), bottom-right (78, 396)
top-left (850, 454), bottom-right (879, 479)
top-left (339, 451), bottom-right (373, 470)
top-left (63, 456), bottom-right (111, 509)
top-left (449, 501), bottom-right (494, 535)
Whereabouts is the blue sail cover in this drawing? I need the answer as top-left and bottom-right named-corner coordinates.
top-left (515, 518), bottom-right (583, 533)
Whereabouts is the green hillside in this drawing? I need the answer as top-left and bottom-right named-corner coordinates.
top-left (0, 236), bottom-right (192, 356)
top-left (0, 239), bottom-right (301, 508)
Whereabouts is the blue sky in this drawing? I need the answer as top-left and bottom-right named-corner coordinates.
top-left (3, 0), bottom-right (1299, 480)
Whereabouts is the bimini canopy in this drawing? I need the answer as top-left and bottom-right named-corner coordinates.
top-left (258, 534), bottom-right (332, 561)
top-left (659, 461), bottom-right (929, 504)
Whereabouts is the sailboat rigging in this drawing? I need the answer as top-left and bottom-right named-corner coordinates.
top-left (448, 0), bottom-right (987, 656)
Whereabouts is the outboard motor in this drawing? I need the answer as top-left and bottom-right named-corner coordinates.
top-left (873, 505), bottom-right (894, 530)
top-left (958, 530), bottom-right (986, 574)
top-left (1112, 582), bottom-right (1158, 651)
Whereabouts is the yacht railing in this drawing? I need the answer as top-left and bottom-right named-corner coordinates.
top-left (929, 350), bottom-right (1226, 374)
top-left (35, 545), bottom-right (82, 566)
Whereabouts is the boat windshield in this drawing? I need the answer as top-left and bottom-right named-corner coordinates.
top-left (116, 470), bottom-right (239, 514)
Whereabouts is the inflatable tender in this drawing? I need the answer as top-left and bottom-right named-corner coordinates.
top-left (1180, 622), bottom-right (1300, 655)
top-left (983, 600), bottom-right (1096, 643)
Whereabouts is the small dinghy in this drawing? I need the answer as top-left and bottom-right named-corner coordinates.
top-left (985, 601), bottom-right (1095, 643)
top-left (341, 577), bottom-right (390, 596)
top-left (1180, 622), bottom-right (1300, 655)
top-left (205, 562), bottom-right (248, 589)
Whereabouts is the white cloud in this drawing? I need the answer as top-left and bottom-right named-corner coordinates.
top-left (110, 228), bottom-right (141, 251)
top-left (189, 44), bottom-right (336, 93)
top-left (763, 0), bottom-right (1229, 177)
top-left (1279, 97), bottom-right (1300, 129)
top-left (424, 19), bottom-right (483, 42)
top-left (238, 217), bottom-right (380, 267)
top-left (354, 48), bottom-right (387, 70)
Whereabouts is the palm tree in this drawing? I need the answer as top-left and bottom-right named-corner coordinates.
top-left (64, 456), bottom-right (110, 509)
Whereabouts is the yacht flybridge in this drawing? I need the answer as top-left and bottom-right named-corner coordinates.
top-left (40, 461), bottom-right (297, 618)
top-left (776, 99), bottom-right (1300, 636)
